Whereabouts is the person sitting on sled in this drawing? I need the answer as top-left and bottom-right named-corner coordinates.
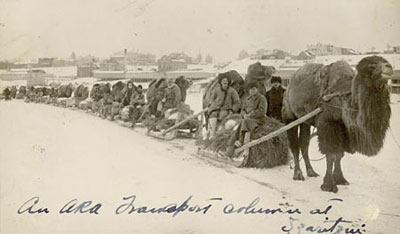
top-left (3, 87), bottom-right (11, 101)
top-left (130, 85), bottom-right (146, 126)
top-left (121, 81), bottom-right (136, 107)
top-left (160, 78), bottom-right (181, 118)
top-left (100, 83), bottom-right (113, 119)
top-left (223, 81), bottom-right (267, 158)
top-left (206, 75), bottom-right (241, 140)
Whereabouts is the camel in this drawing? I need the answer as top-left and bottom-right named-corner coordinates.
top-left (175, 76), bottom-right (192, 103)
top-left (282, 56), bottom-right (393, 193)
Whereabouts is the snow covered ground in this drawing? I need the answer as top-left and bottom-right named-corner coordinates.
top-left (0, 94), bottom-right (399, 234)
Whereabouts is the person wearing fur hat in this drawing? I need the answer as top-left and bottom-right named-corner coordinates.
top-left (3, 87), bottom-right (11, 101)
top-left (207, 75), bottom-right (241, 140)
top-left (161, 78), bottom-right (181, 111)
top-left (223, 81), bottom-right (267, 158)
top-left (130, 84), bottom-right (146, 127)
top-left (265, 76), bottom-right (285, 121)
top-left (121, 81), bottom-right (136, 107)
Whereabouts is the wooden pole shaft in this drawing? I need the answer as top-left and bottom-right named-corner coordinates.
top-left (234, 107), bottom-right (322, 154)
top-left (162, 107), bottom-right (210, 135)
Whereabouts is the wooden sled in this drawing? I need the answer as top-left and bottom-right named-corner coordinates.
top-left (196, 147), bottom-right (243, 167)
top-left (146, 128), bottom-right (177, 141)
top-left (114, 119), bottom-right (144, 129)
top-left (195, 108), bottom-right (324, 168)
top-left (147, 108), bottom-right (209, 141)
top-left (175, 130), bottom-right (198, 139)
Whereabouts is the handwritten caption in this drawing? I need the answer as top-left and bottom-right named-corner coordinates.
top-left (18, 195), bottom-right (366, 234)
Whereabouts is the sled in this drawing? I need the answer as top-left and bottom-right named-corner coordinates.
top-left (234, 107), bottom-right (322, 156)
top-left (196, 147), bottom-right (243, 167)
top-left (195, 108), bottom-right (322, 168)
top-left (196, 132), bottom-right (250, 168)
top-left (146, 108), bottom-right (207, 141)
top-left (160, 108), bottom-right (209, 136)
top-left (146, 128), bottom-right (177, 141)
top-left (114, 119), bottom-right (144, 129)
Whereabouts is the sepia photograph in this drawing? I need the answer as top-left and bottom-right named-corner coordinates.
top-left (1, 0), bottom-right (399, 233)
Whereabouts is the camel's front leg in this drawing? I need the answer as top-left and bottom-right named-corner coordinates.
top-left (299, 124), bottom-right (319, 177)
top-left (287, 125), bottom-right (304, 180)
top-left (333, 153), bottom-right (349, 185)
top-left (321, 155), bottom-right (338, 193)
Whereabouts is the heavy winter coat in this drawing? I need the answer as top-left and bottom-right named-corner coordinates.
top-left (241, 92), bottom-right (267, 125)
top-left (209, 85), bottom-right (241, 115)
top-left (130, 92), bottom-right (146, 107)
top-left (265, 86), bottom-right (285, 121)
top-left (163, 84), bottom-right (181, 109)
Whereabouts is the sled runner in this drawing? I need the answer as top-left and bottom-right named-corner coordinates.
top-left (146, 128), bottom-right (177, 141)
top-left (196, 147), bottom-right (243, 167)
top-left (145, 107), bottom-right (205, 141)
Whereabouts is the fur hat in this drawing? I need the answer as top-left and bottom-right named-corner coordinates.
top-left (270, 76), bottom-right (282, 84)
top-left (246, 81), bottom-right (259, 90)
top-left (217, 74), bottom-right (231, 86)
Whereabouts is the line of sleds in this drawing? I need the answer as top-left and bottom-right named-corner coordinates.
top-left (17, 76), bottom-right (203, 141)
top-left (7, 67), bottom-right (297, 170)
top-left (6, 55), bottom-right (393, 194)
top-left (8, 63), bottom-right (315, 170)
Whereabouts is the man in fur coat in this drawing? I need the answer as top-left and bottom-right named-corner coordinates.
top-left (265, 76), bottom-right (285, 122)
top-left (207, 75), bottom-right (241, 140)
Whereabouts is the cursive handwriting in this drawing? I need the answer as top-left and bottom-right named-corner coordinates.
top-left (16, 195), bottom-right (370, 234)
top-left (281, 216), bottom-right (366, 234)
top-left (223, 197), bottom-right (302, 215)
top-left (17, 196), bottom-right (49, 214)
top-left (59, 199), bottom-right (102, 214)
top-left (115, 195), bottom-right (220, 217)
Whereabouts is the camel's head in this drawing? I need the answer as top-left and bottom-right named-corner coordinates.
top-left (356, 56), bottom-right (393, 88)
top-left (247, 62), bottom-right (276, 80)
top-left (175, 76), bottom-right (192, 89)
top-left (345, 56), bottom-right (392, 156)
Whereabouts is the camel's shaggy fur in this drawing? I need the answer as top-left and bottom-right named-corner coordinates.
top-left (283, 56), bottom-right (393, 192)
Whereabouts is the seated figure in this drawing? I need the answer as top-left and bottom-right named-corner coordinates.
top-left (206, 76), bottom-right (241, 140)
top-left (161, 78), bottom-right (181, 116)
top-left (223, 81), bottom-right (267, 158)
top-left (129, 85), bottom-right (146, 127)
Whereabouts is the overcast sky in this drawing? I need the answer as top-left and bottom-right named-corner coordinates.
top-left (0, 0), bottom-right (399, 62)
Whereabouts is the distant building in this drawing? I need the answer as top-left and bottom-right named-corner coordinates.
top-left (250, 49), bottom-right (290, 60)
top-left (306, 43), bottom-right (360, 56)
top-left (76, 55), bottom-right (99, 66)
top-left (13, 63), bottom-right (29, 69)
top-left (0, 61), bottom-right (14, 70)
top-left (341, 48), bottom-right (360, 55)
top-left (38, 58), bottom-right (55, 67)
top-left (99, 60), bottom-right (125, 71)
top-left (158, 56), bottom-right (188, 72)
top-left (193, 53), bottom-right (202, 64)
top-left (385, 46), bottom-right (400, 54)
top-left (157, 53), bottom-right (191, 72)
top-left (205, 54), bottom-right (213, 64)
top-left (294, 51), bottom-right (315, 60)
top-left (77, 63), bottom-right (98, 77)
top-left (111, 50), bottom-right (156, 66)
